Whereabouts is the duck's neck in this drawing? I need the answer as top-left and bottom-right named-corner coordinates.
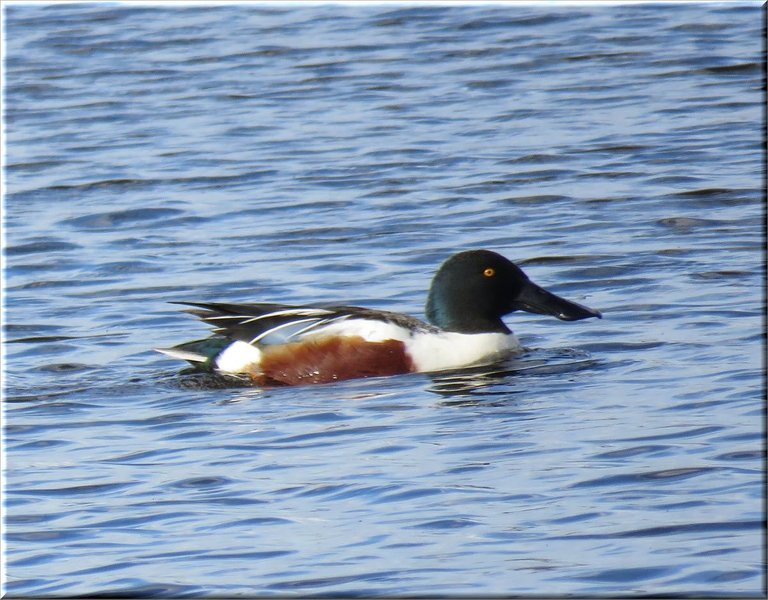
top-left (425, 296), bottom-right (510, 334)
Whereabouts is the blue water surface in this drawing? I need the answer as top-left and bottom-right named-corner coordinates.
top-left (3, 3), bottom-right (765, 597)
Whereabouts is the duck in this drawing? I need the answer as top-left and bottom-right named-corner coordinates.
top-left (156, 249), bottom-right (601, 386)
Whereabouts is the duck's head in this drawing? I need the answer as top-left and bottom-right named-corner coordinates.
top-left (425, 249), bottom-right (602, 334)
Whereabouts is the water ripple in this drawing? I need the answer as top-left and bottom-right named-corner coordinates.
top-left (3, 2), bottom-right (762, 597)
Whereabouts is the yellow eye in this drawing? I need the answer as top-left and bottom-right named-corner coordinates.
top-left (483, 267), bottom-right (495, 277)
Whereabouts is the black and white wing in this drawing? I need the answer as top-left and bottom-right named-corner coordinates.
top-left (173, 302), bottom-right (355, 346)
top-left (174, 301), bottom-right (438, 346)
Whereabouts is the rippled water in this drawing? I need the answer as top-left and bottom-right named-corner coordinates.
top-left (3, 3), bottom-right (764, 597)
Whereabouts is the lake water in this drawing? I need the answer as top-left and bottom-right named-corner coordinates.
top-left (2, 3), bottom-right (764, 597)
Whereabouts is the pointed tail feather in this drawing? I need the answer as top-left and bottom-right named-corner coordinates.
top-left (155, 346), bottom-right (208, 363)
top-left (155, 336), bottom-right (231, 368)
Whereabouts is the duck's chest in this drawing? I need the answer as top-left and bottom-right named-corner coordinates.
top-left (405, 331), bottom-right (520, 373)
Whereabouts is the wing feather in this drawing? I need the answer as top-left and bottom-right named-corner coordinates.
top-left (172, 301), bottom-right (437, 347)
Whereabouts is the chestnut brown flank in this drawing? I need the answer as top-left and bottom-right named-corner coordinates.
top-left (256, 336), bottom-right (414, 385)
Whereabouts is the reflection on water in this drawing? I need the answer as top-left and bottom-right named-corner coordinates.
top-left (427, 348), bottom-right (601, 399)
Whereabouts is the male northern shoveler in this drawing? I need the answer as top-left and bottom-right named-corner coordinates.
top-left (156, 249), bottom-right (601, 386)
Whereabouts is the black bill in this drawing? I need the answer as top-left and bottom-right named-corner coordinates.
top-left (511, 280), bottom-right (602, 321)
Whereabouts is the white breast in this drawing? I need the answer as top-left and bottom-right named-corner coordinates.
top-left (406, 331), bottom-right (520, 373)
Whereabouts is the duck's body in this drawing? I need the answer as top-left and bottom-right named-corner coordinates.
top-left (161, 302), bottom-right (517, 385)
top-left (157, 250), bottom-right (601, 386)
